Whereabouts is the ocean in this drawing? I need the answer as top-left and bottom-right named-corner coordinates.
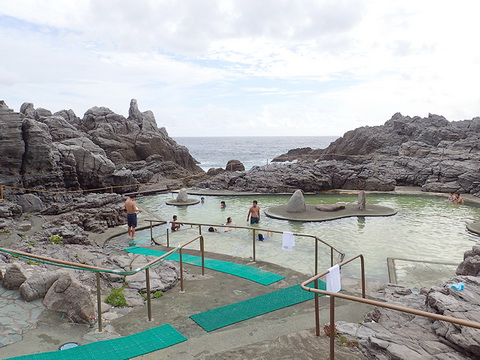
top-left (174, 136), bottom-right (339, 171)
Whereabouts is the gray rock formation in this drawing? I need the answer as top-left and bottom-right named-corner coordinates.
top-left (225, 160), bottom-right (245, 172)
top-left (286, 190), bottom-right (306, 213)
top-left (19, 271), bottom-right (64, 301)
top-left (336, 260), bottom-right (480, 359)
top-left (196, 160), bottom-right (395, 193)
top-left (268, 113), bottom-right (480, 196)
top-left (456, 245), bottom-right (480, 276)
top-left (2, 264), bottom-right (27, 290)
top-left (0, 99), bottom-right (203, 199)
top-left (43, 272), bottom-right (96, 324)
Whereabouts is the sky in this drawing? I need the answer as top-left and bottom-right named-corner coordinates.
top-left (1, 1), bottom-right (480, 137)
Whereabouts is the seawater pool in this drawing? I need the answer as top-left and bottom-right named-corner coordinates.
top-left (136, 193), bottom-right (480, 283)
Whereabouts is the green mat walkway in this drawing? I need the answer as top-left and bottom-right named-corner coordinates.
top-left (5, 324), bottom-right (186, 360)
top-left (125, 246), bottom-right (285, 286)
top-left (190, 281), bottom-right (326, 332)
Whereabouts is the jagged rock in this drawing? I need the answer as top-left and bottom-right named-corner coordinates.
top-left (2, 263), bottom-right (28, 290)
top-left (267, 113), bottom-right (480, 195)
top-left (0, 100), bottom-right (203, 202)
top-left (19, 271), bottom-right (64, 301)
top-left (286, 190), bottom-right (306, 213)
top-left (43, 272), bottom-right (96, 324)
top-left (176, 188), bottom-right (189, 202)
top-left (0, 201), bottom-right (23, 219)
top-left (124, 256), bottom-right (179, 292)
top-left (337, 271), bottom-right (480, 360)
top-left (225, 160), bottom-right (245, 172)
top-left (207, 168), bottom-right (224, 176)
top-left (456, 245), bottom-right (480, 276)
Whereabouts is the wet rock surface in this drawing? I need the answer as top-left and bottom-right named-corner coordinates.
top-left (337, 268), bottom-right (480, 359)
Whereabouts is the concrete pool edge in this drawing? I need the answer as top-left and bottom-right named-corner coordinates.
top-left (264, 204), bottom-right (397, 222)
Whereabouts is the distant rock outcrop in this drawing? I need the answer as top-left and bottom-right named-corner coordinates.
top-left (225, 160), bottom-right (245, 172)
top-left (0, 99), bottom-right (203, 196)
top-left (200, 113), bottom-right (480, 195)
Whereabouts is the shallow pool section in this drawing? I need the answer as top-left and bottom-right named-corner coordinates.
top-left (137, 193), bottom-right (480, 283)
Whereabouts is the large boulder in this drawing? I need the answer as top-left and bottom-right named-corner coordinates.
top-left (2, 263), bottom-right (28, 290)
top-left (20, 271), bottom-right (64, 301)
top-left (176, 188), bottom-right (189, 202)
top-left (225, 160), bottom-right (245, 172)
top-left (43, 272), bottom-right (96, 324)
top-left (286, 190), bottom-right (306, 213)
top-left (14, 194), bottom-right (44, 213)
top-left (456, 245), bottom-right (480, 276)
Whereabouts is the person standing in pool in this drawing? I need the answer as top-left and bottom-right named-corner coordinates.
top-left (247, 200), bottom-right (261, 224)
top-left (125, 194), bottom-right (142, 239)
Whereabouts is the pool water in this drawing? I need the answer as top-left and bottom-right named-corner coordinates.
top-left (137, 193), bottom-right (480, 283)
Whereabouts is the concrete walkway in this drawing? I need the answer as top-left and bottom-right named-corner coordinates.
top-left (0, 248), bottom-right (377, 359)
top-left (0, 186), bottom-right (478, 359)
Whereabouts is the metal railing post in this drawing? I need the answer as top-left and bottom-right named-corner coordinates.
top-left (146, 268), bottom-right (152, 321)
top-left (330, 296), bottom-right (335, 359)
top-left (166, 228), bottom-right (170, 247)
top-left (314, 279), bottom-right (320, 336)
top-left (200, 236), bottom-right (205, 275)
top-left (330, 247), bottom-right (334, 267)
top-left (179, 248), bottom-right (185, 293)
top-left (315, 238), bottom-right (318, 276)
top-left (149, 221), bottom-right (153, 243)
top-left (96, 273), bottom-right (103, 332)
top-left (360, 255), bottom-right (366, 298)
top-left (252, 229), bottom-right (256, 261)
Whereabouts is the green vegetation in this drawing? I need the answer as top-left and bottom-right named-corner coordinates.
top-left (0, 229), bottom-right (11, 234)
top-left (105, 287), bottom-right (127, 307)
top-left (141, 290), bottom-right (164, 300)
top-left (337, 335), bottom-right (359, 347)
top-left (48, 234), bottom-right (63, 245)
top-left (26, 260), bottom-right (40, 265)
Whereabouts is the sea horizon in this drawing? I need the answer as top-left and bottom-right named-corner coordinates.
top-left (174, 135), bottom-right (339, 171)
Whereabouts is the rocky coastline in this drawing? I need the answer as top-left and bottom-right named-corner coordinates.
top-left (197, 113), bottom-right (480, 195)
top-left (1, 100), bottom-right (480, 358)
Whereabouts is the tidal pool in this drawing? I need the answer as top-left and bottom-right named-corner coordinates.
top-left (137, 193), bottom-right (480, 283)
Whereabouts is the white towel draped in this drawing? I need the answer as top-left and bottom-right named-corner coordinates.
top-left (326, 264), bottom-right (341, 294)
top-left (282, 231), bottom-right (295, 251)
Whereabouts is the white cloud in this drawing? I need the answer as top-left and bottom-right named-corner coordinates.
top-left (1, 0), bottom-right (480, 137)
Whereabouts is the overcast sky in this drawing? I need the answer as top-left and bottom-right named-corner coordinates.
top-left (1, 1), bottom-right (479, 137)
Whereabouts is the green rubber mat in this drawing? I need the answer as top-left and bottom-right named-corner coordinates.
top-left (189, 281), bottom-right (325, 332)
top-left (125, 246), bottom-right (284, 286)
top-left (6, 324), bottom-right (187, 360)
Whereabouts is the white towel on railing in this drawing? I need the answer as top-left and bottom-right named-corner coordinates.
top-left (166, 221), bottom-right (171, 233)
top-left (282, 231), bottom-right (295, 251)
top-left (326, 264), bottom-right (341, 294)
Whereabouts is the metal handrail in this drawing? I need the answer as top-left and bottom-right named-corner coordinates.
top-left (144, 219), bottom-right (345, 274)
top-left (300, 254), bottom-right (480, 360)
top-left (0, 234), bottom-right (206, 331)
